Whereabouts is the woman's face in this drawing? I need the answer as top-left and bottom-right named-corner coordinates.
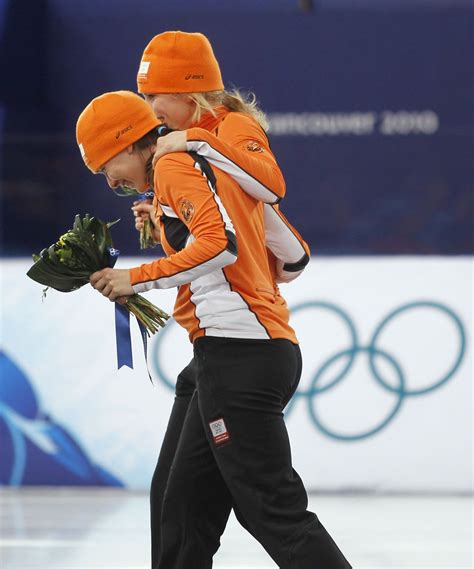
top-left (143, 93), bottom-right (195, 129)
top-left (99, 146), bottom-right (150, 193)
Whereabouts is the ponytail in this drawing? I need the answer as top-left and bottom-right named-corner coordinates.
top-left (187, 89), bottom-right (269, 131)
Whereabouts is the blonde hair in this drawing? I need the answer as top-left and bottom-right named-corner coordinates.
top-left (137, 89), bottom-right (269, 189)
top-left (188, 89), bottom-right (269, 131)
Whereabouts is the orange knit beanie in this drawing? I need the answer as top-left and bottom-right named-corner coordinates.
top-left (76, 90), bottom-right (160, 172)
top-left (137, 31), bottom-right (224, 94)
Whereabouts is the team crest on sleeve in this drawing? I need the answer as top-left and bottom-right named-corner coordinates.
top-left (246, 141), bottom-right (264, 153)
top-left (180, 199), bottom-right (195, 222)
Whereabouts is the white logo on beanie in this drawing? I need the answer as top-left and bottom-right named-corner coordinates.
top-left (138, 60), bottom-right (150, 77)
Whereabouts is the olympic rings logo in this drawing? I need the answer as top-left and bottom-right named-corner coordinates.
top-left (151, 300), bottom-right (466, 442)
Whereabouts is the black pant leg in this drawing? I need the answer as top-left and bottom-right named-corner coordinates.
top-left (158, 391), bottom-right (233, 569)
top-left (194, 337), bottom-right (352, 569)
top-left (285, 341), bottom-right (303, 407)
top-left (150, 360), bottom-right (196, 568)
top-left (231, 341), bottom-right (302, 535)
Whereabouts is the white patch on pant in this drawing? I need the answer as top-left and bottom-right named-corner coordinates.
top-left (209, 417), bottom-right (230, 445)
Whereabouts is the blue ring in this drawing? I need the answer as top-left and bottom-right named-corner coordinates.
top-left (284, 301), bottom-right (358, 417)
top-left (290, 301), bottom-right (358, 392)
top-left (307, 346), bottom-right (405, 441)
top-left (369, 301), bottom-right (466, 396)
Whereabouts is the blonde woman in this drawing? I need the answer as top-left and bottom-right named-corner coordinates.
top-left (132, 31), bottom-right (318, 567)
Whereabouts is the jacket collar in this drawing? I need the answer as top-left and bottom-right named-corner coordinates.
top-left (193, 105), bottom-right (229, 132)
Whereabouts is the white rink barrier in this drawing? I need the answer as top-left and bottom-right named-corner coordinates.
top-left (1, 257), bottom-right (472, 491)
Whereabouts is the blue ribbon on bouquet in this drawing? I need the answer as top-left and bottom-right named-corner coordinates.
top-left (106, 248), bottom-right (150, 377)
top-left (139, 191), bottom-right (155, 202)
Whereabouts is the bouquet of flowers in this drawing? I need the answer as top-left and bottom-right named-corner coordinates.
top-left (26, 214), bottom-right (169, 335)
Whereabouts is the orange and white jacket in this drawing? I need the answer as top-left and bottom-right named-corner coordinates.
top-left (129, 108), bottom-right (310, 342)
top-left (185, 106), bottom-right (310, 283)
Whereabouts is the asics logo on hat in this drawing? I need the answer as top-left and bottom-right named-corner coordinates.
top-left (185, 74), bottom-right (204, 80)
top-left (115, 125), bottom-right (133, 139)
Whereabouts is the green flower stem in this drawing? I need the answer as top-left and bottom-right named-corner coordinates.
top-left (139, 219), bottom-right (157, 250)
top-left (126, 294), bottom-right (170, 336)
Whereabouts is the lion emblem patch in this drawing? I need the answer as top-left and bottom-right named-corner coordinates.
top-left (180, 199), bottom-right (195, 223)
top-left (246, 141), bottom-right (264, 153)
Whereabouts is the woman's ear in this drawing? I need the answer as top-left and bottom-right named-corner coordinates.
top-left (126, 144), bottom-right (135, 155)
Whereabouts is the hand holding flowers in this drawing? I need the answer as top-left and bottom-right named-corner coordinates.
top-left (132, 199), bottom-right (161, 248)
top-left (27, 214), bottom-right (169, 335)
top-left (90, 268), bottom-right (134, 301)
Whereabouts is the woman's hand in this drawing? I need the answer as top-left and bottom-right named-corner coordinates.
top-left (132, 200), bottom-right (161, 244)
top-left (132, 200), bottom-right (155, 232)
top-left (90, 268), bottom-right (134, 302)
top-left (152, 130), bottom-right (187, 167)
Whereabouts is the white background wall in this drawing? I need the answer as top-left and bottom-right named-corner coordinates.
top-left (1, 257), bottom-right (472, 491)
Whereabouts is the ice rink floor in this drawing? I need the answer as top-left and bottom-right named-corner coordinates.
top-left (0, 489), bottom-right (472, 569)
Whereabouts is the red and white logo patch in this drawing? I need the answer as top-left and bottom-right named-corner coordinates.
top-left (209, 418), bottom-right (230, 445)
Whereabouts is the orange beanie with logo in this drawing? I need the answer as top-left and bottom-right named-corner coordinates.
top-left (76, 90), bottom-right (159, 172)
top-left (137, 31), bottom-right (224, 94)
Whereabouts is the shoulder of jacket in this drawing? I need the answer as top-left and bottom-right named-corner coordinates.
top-left (153, 153), bottom-right (199, 191)
top-left (220, 112), bottom-right (269, 146)
top-left (220, 111), bottom-right (260, 131)
top-left (155, 152), bottom-right (196, 174)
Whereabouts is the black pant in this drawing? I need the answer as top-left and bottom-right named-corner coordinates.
top-left (157, 337), bottom-right (352, 569)
top-left (151, 345), bottom-right (300, 567)
top-left (150, 359), bottom-right (257, 566)
top-left (150, 360), bottom-right (196, 568)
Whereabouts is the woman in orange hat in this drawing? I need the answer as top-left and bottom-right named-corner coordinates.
top-left (131, 30), bottom-right (312, 566)
top-left (131, 30), bottom-right (313, 567)
top-left (77, 90), bottom-right (351, 569)
top-left (136, 31), bottom-right (281, 186)
top-left (132, 31), bottom-right (288, 236)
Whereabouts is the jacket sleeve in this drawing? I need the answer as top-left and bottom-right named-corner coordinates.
top-left (186, 112), bottom-right (285, 204)
top-left (264, 204), bottom-right (310, 284)
top-left (129, 154), bottom-right (237, 292)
